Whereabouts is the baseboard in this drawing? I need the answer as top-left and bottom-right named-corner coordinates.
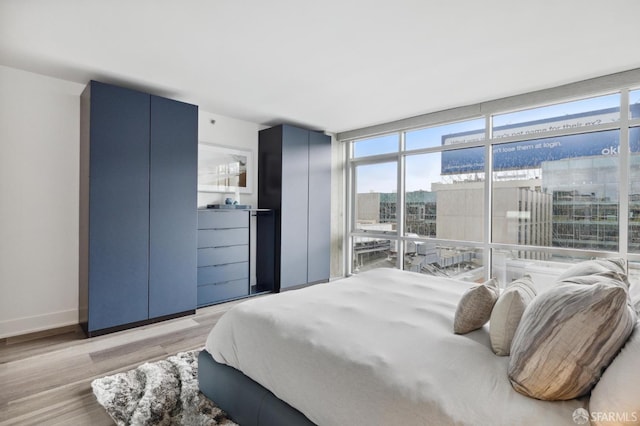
top-left (0, 309), bottom-right (78, 339)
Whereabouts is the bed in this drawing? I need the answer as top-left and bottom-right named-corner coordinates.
top-left (199, 267), bottom-right (638, 426)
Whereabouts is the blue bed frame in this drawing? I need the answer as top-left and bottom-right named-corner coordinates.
top-left (198, 350), bottom-right (316, 426)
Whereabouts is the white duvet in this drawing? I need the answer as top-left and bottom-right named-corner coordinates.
top-left (206, 268), bottom-right (587, 426)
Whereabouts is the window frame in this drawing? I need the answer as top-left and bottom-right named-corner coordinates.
top-left (343, 82), bottom-right (640, 278)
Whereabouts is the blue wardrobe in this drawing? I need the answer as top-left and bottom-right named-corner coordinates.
top-left (79, 81), bottom-right (198, 336)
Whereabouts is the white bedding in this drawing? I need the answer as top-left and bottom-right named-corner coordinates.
top-left (206, 268), bottom-right (587, 426)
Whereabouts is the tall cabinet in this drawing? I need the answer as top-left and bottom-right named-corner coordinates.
top-left (79, 81), bottom-right (198, 336)
top-left (257, 124), bottom-right (331, 291)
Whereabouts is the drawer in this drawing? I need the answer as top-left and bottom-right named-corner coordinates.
top-left (198, 262), bottom-right (249, 286)
top-left (198, 210), bottom-right (248, 230)
top-left (198, 228), bottom-right (249, 248)
top-left (197, 245), bottom-right (248, 267)
top-left (198, 279), bottom-right (248, 306)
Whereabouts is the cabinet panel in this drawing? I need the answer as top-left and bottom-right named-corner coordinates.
top-left (198, 245), bottom-right (249, 267)
top-left (198, 279), bottom-right (248, 306)
top-left (198, 262), bottom-right (249, 285)
top-left (307, 131), bottom-right (331, 283)
top-left (280, 125), bottom-right (309, 289)
top-left (198, 228), bottom-right (249, 248)
top-left (149, 96), bottom-right (198, 318)
top-left (87, 82), bottom-right (150, 331)
top-left (199, 210), bottom-right (249, 229)
top-left (257, 126), bottom-right (283, 210)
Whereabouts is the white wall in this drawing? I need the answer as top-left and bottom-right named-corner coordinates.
top-left (0, 66), bottom-right (264, 338)
top-left (0, 66), bottom-right (84, 338)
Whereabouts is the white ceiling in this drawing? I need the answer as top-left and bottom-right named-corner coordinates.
top-left (2, 0), bottom-right (640, 134)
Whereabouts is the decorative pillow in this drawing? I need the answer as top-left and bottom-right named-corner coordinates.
top-left (589, 323), bottom-right (640, 426)
top-left (557, 257), bottom-right (628, 285)
top-left (489, 275), bottom-right (536, 356)
top-left (557, 272), bottom-right (630, 290)
top-left (508, 275), bottom-right (637, 400)
top-left (454, 278), bottom-right (499, 335)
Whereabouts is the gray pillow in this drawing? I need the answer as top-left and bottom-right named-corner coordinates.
top-left (508, 274), bottom-right (636, 401)
top-left (489, 275), bottom-right (536, 356)
top-left (454, 278), bottom-right (499, 335)
top-left (557, 258), bottom-right (628, 285)
top-left (558, 271), bottom-right (631, 290)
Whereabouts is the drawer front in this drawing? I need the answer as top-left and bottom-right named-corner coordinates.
top-left (198, 262), bottom-right (248, 285)
top-left (197, 245), bottom-right (248, 267)
top-left (198, 279), bottom-right (248, 306)
top-left (198, 228), bottom-right (249, 249)
top-left (198, 210), bottom-right (248, 230)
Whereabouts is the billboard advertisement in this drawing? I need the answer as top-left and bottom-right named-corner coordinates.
top-left (440, 106), bottom-right (640, 174)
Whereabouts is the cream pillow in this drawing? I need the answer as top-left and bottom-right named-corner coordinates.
top-left (454, 278), bottom-right (499, 335)
top-left (589, 322), bottom-right (640, 426)
top-left (489, 275), bottom-right (536, 356)
top-left (508, 275), bottom-right (636, 400)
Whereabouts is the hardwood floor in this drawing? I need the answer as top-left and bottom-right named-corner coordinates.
top-left (0, 298), bottom-right (249, 425)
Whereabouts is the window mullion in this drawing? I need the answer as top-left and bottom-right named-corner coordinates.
top-left (484, 115), bottom-right (493, 282)
top-left (397, 132), bottom-right (405, 269)
top-left (619, 90), bottom-right (630, 259)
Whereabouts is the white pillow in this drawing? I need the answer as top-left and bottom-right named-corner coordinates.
top-left (453, 278), bottom-right (499, 335)
top-left (489, 275), bottom-right (536, 356)
top-left (589, 323), bottom-right (640, 425)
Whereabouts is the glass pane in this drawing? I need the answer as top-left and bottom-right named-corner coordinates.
top-left (355, 162), bottom-right (397, 232)
top-left (492, 130), bottom-right (620, 251)
top-left (352, 236), bottom-right (396, 273)
top-left (492, 249), bottom-right (594, 289)
top-left (405, 118), bottom-right (485, 151)
top-left (405, 149), bottom-right (485, 242)
top-left (630, 127), bottom-right (640, 252)
top-left (631, 89), bottom-right (640, 119)
top-left (492, 94), bottom-right (620, 139)
top-left (353, 134), bottom-right (398, 158)
top-left (628, 261), bottom-right (640, 289)
top-left (404, 242), bottom-right (484, 282)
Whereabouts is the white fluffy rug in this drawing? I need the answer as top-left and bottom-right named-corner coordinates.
top-left (92, 350), bottom-right (237, 426)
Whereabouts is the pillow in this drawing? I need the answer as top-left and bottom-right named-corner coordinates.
top-left (508, 275), bottom-right (637, 400)
top-left (489, 275), bottom-right (536, 356)
top-left (557, 257), bottom-right (628, 284)
top-left (589, 323), bottom-right (640, 425)
top-left (453, 278), bottom-right (499, 335)
top-left (558, 272), bottom-right (631, 290)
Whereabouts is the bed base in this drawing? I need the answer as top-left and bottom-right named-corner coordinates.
top-left (198, 350), bottom-right (315, 426)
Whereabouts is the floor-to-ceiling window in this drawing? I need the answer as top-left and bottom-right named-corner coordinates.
top-left (343, 79), bottom-right (640, 284)
top-left (351, 134), bottom-right (399, 272)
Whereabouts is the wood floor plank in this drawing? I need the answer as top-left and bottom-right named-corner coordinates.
top-left (0, 298), bottom-right (249, 425)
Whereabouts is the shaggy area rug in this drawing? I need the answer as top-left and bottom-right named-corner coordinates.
top-left (92, 350), bottom-right (238, 426)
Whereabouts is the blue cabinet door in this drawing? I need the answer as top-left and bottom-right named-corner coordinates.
top-left (280, 125), bottom-right (310, 289)
top-left (307, 131), bottom-right (331, 283)
top-left (88, 81), bottom-right (150, 331)
top-left (149, 96), bottom-right (198, 318)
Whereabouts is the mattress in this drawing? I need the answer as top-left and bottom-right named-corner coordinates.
top-left (205, 268), bottom-right (587, 426)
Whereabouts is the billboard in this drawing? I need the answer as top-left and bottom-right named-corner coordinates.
top-left (440, 106), bottom-right (640, 174)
